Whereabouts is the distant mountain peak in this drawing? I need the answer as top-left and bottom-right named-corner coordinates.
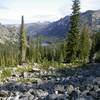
top-left (0, 9), bottom-right (100, 44)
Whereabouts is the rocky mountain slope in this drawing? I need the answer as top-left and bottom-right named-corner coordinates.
top-left (40, 10), bottom-right (100, 41)
top-left (26, 22), bottom-right (50, 38)
top-left (26, 10), bottom-right (100, 42)
top-left (0, 23), bottom-right (18, 44)
top-left (0, 22), bottom-right (49, 44)
top-left (0, 10), bottom-right (100, 44)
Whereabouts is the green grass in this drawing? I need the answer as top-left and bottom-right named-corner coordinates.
top-left (0, 68), bottom-right (12, 81)
top-left (16, 65), bottom-right (33, 73)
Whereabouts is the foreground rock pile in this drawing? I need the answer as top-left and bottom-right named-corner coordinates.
top-left (0, 63), bottom-right (100, 100)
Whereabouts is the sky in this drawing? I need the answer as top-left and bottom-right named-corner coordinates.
top-left (0, 0), bottom-right (100, 24)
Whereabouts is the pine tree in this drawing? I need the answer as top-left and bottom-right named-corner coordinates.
top-left (19, 16), bottom-right (27, 64)
top-left (66, 0), bottom-right (80, 63)
top-left (62, 40), bottom-right (67, 62)
top-left (94, 32), bottom-right (100, 52)
top-left (79, 25), bottom-right (90, 63)
top-left (91, 32), bottom-right (100, 62)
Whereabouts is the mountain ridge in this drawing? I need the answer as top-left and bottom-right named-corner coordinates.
top-left (0, 9), bottom-right (100, 44)
top-left (39, 9), bottom-right (100, 41)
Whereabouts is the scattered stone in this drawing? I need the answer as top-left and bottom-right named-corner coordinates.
top-left (0, 64), bottom-right (100, 99)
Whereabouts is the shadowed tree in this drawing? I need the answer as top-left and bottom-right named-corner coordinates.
top-left (90, 32), bottom-right (100, 62)
top-left (79, 25), bottom-right (90, 63)
top-left (66, 0), bottom-right (80, 63)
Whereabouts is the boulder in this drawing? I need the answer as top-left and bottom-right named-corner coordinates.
top-left (93, 77), bottom-right (100, 84)
top-left (76, 98), bottom-right (86, 100)
top-left (67, 85), bottom-right (74, 94)
top-left (48, 94), bottom-right (65, 100)
top-left (0, 90), bottom-right (9, 97)
top-left (23, 72), bottom-right (29, 78)
top-left (69, 90), bottom-right (78, 100)
top-left (54, 85), bottom-right (65, 94)
top-left (96, 89), bottom-right (100, 100)
top-left (36, 89), bottom-right (48, 98)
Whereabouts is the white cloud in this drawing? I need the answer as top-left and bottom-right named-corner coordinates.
top-left (0, 0), bottom-right (99, 24)
top-left (81, 0), bottom-right (100, 12)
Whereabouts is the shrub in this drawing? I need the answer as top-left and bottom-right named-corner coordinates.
top-left (95, 51), bottom-right (100, 63)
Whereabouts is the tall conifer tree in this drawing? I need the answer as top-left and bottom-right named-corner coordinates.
top-left (66, 0), bottom-right (80, 63)
top-left (80, 25), bottom-right (90, 63)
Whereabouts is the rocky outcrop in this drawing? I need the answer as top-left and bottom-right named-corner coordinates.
top-left (40, 10), bottom-right (100, 41)
top-left (0, 23), bottom-right (18, 44)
